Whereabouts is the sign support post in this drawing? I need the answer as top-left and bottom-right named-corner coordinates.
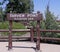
top-left (30, 27), bottom-right (34, 42)
top-left (36, 11), bottom-right (42, 52)
top-left (36, 20), bottom-right (40, 52)
top-left (8, 20), bottom-right (12, 50)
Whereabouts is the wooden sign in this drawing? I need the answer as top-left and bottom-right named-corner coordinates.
top-left (7, 13), bottom-right (42, 21)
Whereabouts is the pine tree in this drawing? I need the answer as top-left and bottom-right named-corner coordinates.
top-left (45, 4), bottom-right (58, 37)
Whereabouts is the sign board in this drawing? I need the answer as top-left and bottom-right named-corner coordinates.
top-left (7, 13), bottom-right (42, 21)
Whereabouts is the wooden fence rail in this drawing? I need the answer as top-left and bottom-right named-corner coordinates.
top-left (0, 29), bottom-right (30, 32)
top-left (0, 36), bottom-right (60, 41)
top-left (1, 29), bottom-right (60, 32)
top-left (40, 30), bottom-right (60, 32)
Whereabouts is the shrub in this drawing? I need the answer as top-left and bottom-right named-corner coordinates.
top-left (0, 21), bottom-right (26, 36)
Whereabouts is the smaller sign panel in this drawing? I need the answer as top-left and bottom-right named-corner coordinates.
top-left (7, 13), bottom-right (42, 21)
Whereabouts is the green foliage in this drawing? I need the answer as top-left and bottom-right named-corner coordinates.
top-left (0, 6), bottom-right (6, 21)
top-left (0, 21), bottom-right (26, 29)
top-left (30, 21), bottom-right (37, 28)
top-left (0, 21), bottom-right (26, 36)
top-left (20, 0), bottom-right (34, 13)
top-left (12, 22), bottom-right (25, 29)
top-left (0, 7), bottom-right (4, 21)
top-left (0, 21), bottom-right (9, 29)
top-left (1, 0), bottom-right (34, 13)
top-left (40, 20), bottom-right (46, 29)
top-left (44, 5), bottom-right (59, 38)
top-left (40, 20), bottom-right (46, 37)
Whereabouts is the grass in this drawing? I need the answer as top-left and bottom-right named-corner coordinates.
top-left (0, 21), bottom-right (26, 36)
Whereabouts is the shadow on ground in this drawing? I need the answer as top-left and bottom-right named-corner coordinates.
top-left (6, 46), bottom-right (36, 51)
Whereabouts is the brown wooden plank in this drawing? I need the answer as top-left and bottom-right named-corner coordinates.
top-left (1, 29), bottom-right (60, 32)
top-left (7, 13), bottom-right (42, 21)
top-left (0, 29), bottom-right (8, 32)
top-left (0, 36), bottom-right (30, 39)
top-left (12, 29), bottom-right (30, 32)
top-left (0, 29), bottom-right (30, 32)
top-left (0, 36), bottom-right (60, 41)
top-left (40, 37), bottom-right (60, 41)
top-left (40, 30), bottom-right (60, 33)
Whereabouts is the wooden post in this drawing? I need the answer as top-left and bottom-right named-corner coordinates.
top-left (36, 11), bottom-right (41, 52)
top-left (8, 20), bottom-right (12, 50)
top-left (36, 21), bottom-right (40, 52)
top-left (30, 27), bottom-right (34, 42)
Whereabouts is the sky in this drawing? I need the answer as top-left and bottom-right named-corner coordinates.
top-left (33, 0), bottom-right (60, 19)
top-left (0, 0), bottom-right (60, 19)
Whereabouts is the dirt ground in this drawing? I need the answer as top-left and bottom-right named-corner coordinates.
top-left (0, 42), bottom-right (60, 52)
